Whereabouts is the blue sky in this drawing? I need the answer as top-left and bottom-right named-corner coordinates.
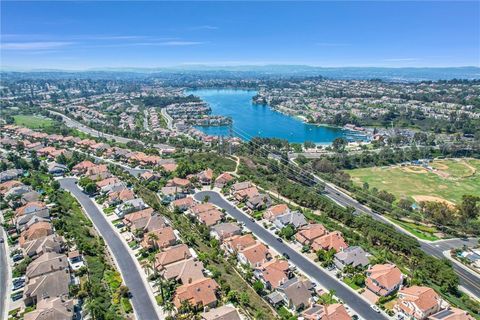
top-left (1, 1), bottom-right (479, 69)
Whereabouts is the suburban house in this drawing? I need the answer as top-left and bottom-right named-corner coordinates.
top-left (365, 263), bottom-right (403, 297)
top-left (0, 180), bottom-right (23, 195)
top-left (167, 177), bottom-right (192, 190)
top-left (114, 198), bottom-right (147, 217)
top-left (24, 269), bottom-right (71, 306)
top-left (222, 234), bottom-right (257, 254)
top-left (24, 297), bottom-right (74, 320)
top-left (21, 235), bottom-right (65, 258)
top-left (394, 286), bottom-right (443, 320)
top-left (234, 186), bottom-right (259, 202)
top-left (210, 223), bottom-right (242, 241)
top-left (273, 211), bottom-right (308, 230)
top-left (246, 193), bottom-right (272, 210)
top-left (71, 160), bottom-right (95, 175)
top-left (159, 258), bottom-right (205, 285)
top-left (171, 197), bottom-right (195, 212)
top-left (154, 244), bottom-right (192, 270)
top-left (201, 305), bottom-right (241, 320)
top-left (334, 246), bottom-right (369, 270)
top-left (311, 231), bottom-right (348, 253)
top-left (159, 186), bottom-right (185, 204)
top-left (15, 201), bottom-right (50, 228)
top-left (254, 258), bottom-right (290, 290)
top-left (141, 227), bottom-right (177, 250)
top-left (231, 181), bottom-right (252, 193)
top-left (122, 208), bottom-right (167, 234)
top-left (237, 241), bottom-right (271, 267)
top-left (302, 303), bottom-right (351, 320)
top-left (264, 204), bottom-right (290, 221)
top-left (47, 162), bottom-right (68, 176)
top-left (273, 277), bottom-right (313, 311)
top-left (19, 221), bottom-right (54, 246)
top-left (68, 251), bottom-right (85, 270)
top-left (96, 177), bottom-right (121, 189)
top-left (26, 252), bottom-right (69, 279)
top-left (173, 277), bottom-right (219, 309)
top-left (295, 224), bottom-right (328, 246)
top-left (0, 168), bottom-right (23, 182)
top-left (197, 168), bottom-right (214, 185)
top-left (429, 308), bottom-right (475, 320)
top-left (214, 172), bottom-right (234, 188)
top-left (106, 187), bottom-right (135, 207)
top-left (197, 209), bottom-right (224, 226)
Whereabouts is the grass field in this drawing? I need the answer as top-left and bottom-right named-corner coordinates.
top-left (14, 115), bottom-right (54, 129)
top-left (347, 158), bottom-right (480, 204)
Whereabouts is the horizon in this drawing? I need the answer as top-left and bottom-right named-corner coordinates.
top-left (1, 1), bottom-right (479, 70)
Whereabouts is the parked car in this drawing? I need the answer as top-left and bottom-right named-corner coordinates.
top-left (12, 254), bottom-right (23, 262)
top-left (0, 237), bottom-right (4, 243)
top-left (11, 281), bottom-right (24, 291)
top-left (371, 305), bottom-right (380, 313)
top-left (282, 252), bottom-right (290, 259)
top-left (11, 291), bottom-right (23, 301)
top-left (276, 237), bottom-right (283, 243)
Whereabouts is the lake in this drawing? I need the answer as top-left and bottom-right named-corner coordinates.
top-left (188, 89), bottom-right (365, 144)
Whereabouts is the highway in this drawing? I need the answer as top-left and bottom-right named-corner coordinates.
top-left (194, 190), bottom-right (388, 320)
top-left (59, 178), bottom-right (160, 320)
top-left (294, 161), bottom-right (480, 299)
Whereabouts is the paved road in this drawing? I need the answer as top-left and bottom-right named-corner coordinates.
top-left (292, 161), bottom-right (480, 299)
top-left (0, 228), bottom-right (8, 320)
top-left (194, 191), bottom-right (388, 320)
top-left (59, 178), bottom-right (160, 320)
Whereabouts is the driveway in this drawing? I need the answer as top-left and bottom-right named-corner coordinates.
top-left (59, 178), bottom-right (160, 320)
top-left (194, 190), bottom-right (388, 320)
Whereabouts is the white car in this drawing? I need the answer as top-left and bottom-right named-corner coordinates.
top-left (371, 305), bottom-right (381, 313)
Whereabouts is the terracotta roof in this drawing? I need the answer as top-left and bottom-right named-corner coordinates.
top-left (15, 201), bottom-right (47, 217)
top-left (295, 224), bottom-right (328, 244)
top-left (160, 258), bottom-right (205, 284)
top-left (430, 307), bottom-right (475, 320)
top-left (162, 163), bottom-right (177, 172)
top-left (168, 177), bottom-right (191, 187)
top-left (396, 286), bottom-right (441, 315)
top-left (366, 264), bottom-right (403, 296)
top-left (256, 259), bottom-right (289, 289)
top-left (141, 227), bottom-right (176, 249)
top-left (201, 305), bottom-right (241, 320)
top-left (312, 231), bottom-right (348, 252)
top-left (155, 244), bottom-right (192, 269)
top-left (191, 203), bottom-right (216, 215)
top-left (20, 221), bottom-right (53, 246)
top-left (172, 197), bottom-right (195, 209)
top-left (302, 303), bottom-right (351, 320)
top-left (96, 177), bottom-right (120, 188)
top-left (198, 209), bottom-right (224, 226)
top-left (0, 180), bottom-right (22, 194)
top-left (264, 204), bottom-right (290, 220)
top-left (239, 242), bottom-right (270, 267)
top-left (223, 234), bottom-right (257, 252)
top-left (174, 277), bottom-right (219, 308)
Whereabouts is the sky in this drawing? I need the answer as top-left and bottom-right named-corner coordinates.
top-left (1, 1), bottom-right (479, 70)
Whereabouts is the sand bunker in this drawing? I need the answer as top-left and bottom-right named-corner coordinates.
top-left (413, 195), bottom-right (456, 207)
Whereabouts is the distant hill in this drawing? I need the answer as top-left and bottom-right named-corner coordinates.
top-left (1, 65), bottom-right (479, 81)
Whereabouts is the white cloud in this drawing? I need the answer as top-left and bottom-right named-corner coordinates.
top-left (1, 41), bottom-right (74, 50)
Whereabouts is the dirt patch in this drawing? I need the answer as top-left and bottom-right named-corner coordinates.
top-left (434, 170), bottom-right (450, 179)
top-left (402, 166), bottom-right (427, 174)
top-left (413, 195), bottom-right (456, 207)
top-left (433, 162), bottom-right (449, 170)
top-left (240, 156), bottom-right (256, 169)
top-left (461, 160), bottom-right (477, 177)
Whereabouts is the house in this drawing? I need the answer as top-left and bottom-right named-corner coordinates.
top-left (68, 250), bottom-right (85, 270)
top-left (214, 172), bottom-right (234, 188)
top-left (20, 191), bottom-right (41, 205)
top-left (264, 204), bottom-right (290, 221)
top-left (85, 164), bottom-right (110, 180)
top-left (26, 252), bottom-right (69, 279)
top-left (394, 286), bottom-right (443, 320)
top-left (173, 277), bottom-right (219, 309)
top-left (210, 223), bottom-right (242, 241)
top-left (19, 221), bottom-right (54, 246)
top-left (72, 160), bottom-right (95, 175)
top-left (96, 177), bottom-right (121, 188)
top-left (295, 224), bottom-right (328, 246)
top-left (0, 180), bottom-right (23, 195)
top-left (171, 197), bottom-right (195, 212)
top-left (160, 258), bottom-right (205, 285)
top-left (201, 305), bottom-right (241, 320)
top-left (302, 303), bottom-right (352, 320)
top-left (275, 277), bottom-right (313, 311)
top-left (237, 242), bottom-right (271, 267)
top-left (101, 182), bottom-right (127, 195)
top-left (5, 185), bottom-right (32, 200)
top-left (234, 186), bottom-right (259, 202)
top-left (0, 168), bottom-right (24, 182)
top-left (159, 186), bottom-right (185, 204)
top-left (254, 259), bottom-right (290, 290)
top-left (123, 209), bottom-right (167, 234)
top-left (21, 235), bottom-right (65, 258)
top-left (114, 198), bottom-right (147, 217)
top-left (15, 201), bottom-right (50, 227)
top-left (365, 264), bottom-right (403, 297)
top-left (106, 188), bottom-right (135, 206)
top-left (198, 209), bottom-right (224, 226)
top-left (223, 234), bottom-right (257, 254)
top-left (246, 194), bottom-right (272, 210)
top-left (197, 168), bottom-right (214, 185)
top-left (167, 177), bottom-right (192, 189)
top-left (161, 163), bottom-right (178, 173)
top-left (429, 307), bottom-right (475, 320)
top-left (334, 246), bottom-right (369, 270)
top-left (311, 231), bottom-right (348, 253)
top-left (47, 162), bottom-right (68, 176)
top-left (141, 227), bottom-right (177, 250)
top-left (24, 269), bottom-right (71, 306)
top-left (24, 297), bottom-right (74, 320)
top-left (154, 244), bottom-right (192, 270)
top-left (273, 212), bottom-right (308, 230)
top-left (191, 203), bottom-right (216, 215)
top-left (231, 181), bottom-right (252, 193)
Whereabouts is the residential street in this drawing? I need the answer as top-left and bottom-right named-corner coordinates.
top-left (58, 178), bottom-right (161, 320)
top-left (194, 190), bottom-right (389, 320)
top-left (0, 227), bottom-right (8, 320)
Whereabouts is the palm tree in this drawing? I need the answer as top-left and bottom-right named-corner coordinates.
top-left (141, 259), bottom-right (153, 276)
top-left (163, 300), bottom-right (175, 316)
top-left (147, 232), bottom-right (159, 250)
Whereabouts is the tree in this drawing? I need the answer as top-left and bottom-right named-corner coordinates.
top-left (279, 225), bottom-right (295, 240)
top-left (253, 280), bottom-right (264, 294)
top-left (239, 292), bottom-right (250, 306)
top-left (332, 137), bottom-right (347, 153)
top-left (458, 195), bottom-right (480, 222)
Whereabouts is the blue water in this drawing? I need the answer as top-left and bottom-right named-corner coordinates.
top-left (188, 89), bottom-right (363, 144)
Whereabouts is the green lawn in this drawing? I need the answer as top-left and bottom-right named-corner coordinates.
top-left (14, 115), bottom-right (54, 129)
top-left (343, 277), bottom-right (362, 290)
top-left (347, 158), bottom-right (480, 204)
top-left (386, 217), bottom-right (440, 241)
